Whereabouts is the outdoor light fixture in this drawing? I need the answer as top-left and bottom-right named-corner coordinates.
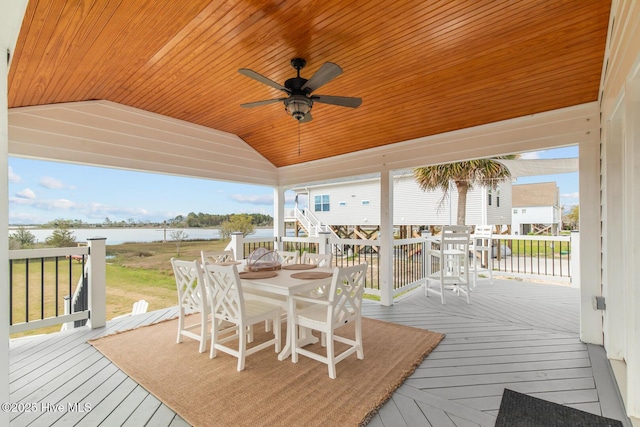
top-left (284, 95), bottom-right (312, 121)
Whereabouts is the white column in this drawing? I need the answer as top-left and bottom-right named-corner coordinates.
top-left (578, 139), bottom-right (603, 345)
top-left (379, 170), bottom-right (394, 306)
top-left (273, 186), bottom-right (285, 250)
top-left (623, 63), bottom-right (640, 419)
top-left (603, 106), bottom-right (625, 360)
top-left (317, 231), bottom-right (332, 255)
top-left (2, 1), bottom-right (28, 418)
top-left (87, 238), bottom-right (107, 329)
top-left (569, 232), bottom-right (580, 289)
top-left (229, 232), bottom-right (244, 260)
top-left (0, 25), bottom-right (10, 427)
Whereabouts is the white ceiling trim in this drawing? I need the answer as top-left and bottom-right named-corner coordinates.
top-left (277, 102), bottom-right (599, 187)
top-left (9, 100), bottom-right (598, 189)
top-left (8, 100), bottom-right (278, 186)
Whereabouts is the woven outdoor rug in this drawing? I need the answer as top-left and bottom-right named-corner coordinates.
top-left (90, 316), bottom-right (444, 427)
top-left (496, 389), bottom-right (624, 427)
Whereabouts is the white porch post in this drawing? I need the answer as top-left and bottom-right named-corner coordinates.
top-left (0, 23), bottom-right (10, 426)
top-left (579, 139), bottom-right (603, 345)
top-left (273, 186), bottom-right (285, 250)
top-left (379, 170), bottom-right (394, 306)
top-left (229, 232), bottom-right (244, 259)
top-left (87, 238), bottom-right (107, 329)
top-left (623, 63), bottom-right (640, 419)
top-left (2, 1), bottom-right (28, 418)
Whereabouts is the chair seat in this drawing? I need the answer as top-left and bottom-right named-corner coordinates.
top-left (244, 300), bottom-right (282, 319)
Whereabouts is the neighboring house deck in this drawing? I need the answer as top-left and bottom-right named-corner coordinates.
top-left (9, 279), bottom-right (631, 427)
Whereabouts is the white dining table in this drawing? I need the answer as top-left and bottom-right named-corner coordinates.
top-left (240, 266), bottom-right (334, 361)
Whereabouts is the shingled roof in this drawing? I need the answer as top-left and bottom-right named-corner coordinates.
top-left (512, 182), bottom-right (559, 207)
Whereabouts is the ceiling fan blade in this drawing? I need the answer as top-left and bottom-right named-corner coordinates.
top-left (238, 68), bottom-right (289, 92)
top-left (311, 95), bottom-right (362, 108)
top-left (299, 111), bottom-right (313, 123)
top-left (240, 98), bottom-right (286, 108)
top-left (301, 62), bottom-right (343, 93)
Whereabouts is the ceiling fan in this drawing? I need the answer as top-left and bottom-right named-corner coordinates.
top-left (238, 58), bottom-right (362, 123)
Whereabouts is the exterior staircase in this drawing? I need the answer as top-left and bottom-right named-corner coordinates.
top-left (291, 207), bottom-right (339, 238)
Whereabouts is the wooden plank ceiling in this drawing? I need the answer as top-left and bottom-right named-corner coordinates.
top-left (8, 0), bottom-right (610, 168)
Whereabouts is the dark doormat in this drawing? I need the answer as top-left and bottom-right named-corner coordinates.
top-left (496, 389), bottom-right (624, 427)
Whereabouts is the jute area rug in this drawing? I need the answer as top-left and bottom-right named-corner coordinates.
top-left (90, 316), bottom-right (444, 427)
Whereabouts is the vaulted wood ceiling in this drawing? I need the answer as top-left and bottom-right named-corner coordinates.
top-left (8, 0), bottom-right (610, 168)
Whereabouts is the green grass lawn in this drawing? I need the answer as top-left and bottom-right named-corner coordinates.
top-left (10, 240), bottom-right (228, 338)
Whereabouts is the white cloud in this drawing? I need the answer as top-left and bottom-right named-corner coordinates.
top-left (39, 176), bottom-right (75, 189)
top-left (8, 166), bottom-right (22, 183)
top-left (15, 188), bottom-right (36, 199)
top-left (519, 151), bottom-right (542, 160)
top-left (230, 194), bottom-right (273, 205)
top-left (8, 212), bottom-right (42, 224)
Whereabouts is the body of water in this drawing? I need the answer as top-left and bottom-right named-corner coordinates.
top-left (9, 227), bottom-right (279, 245)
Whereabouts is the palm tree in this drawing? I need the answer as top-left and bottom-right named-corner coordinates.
top-left (413, 157), bottom-right (515, 225)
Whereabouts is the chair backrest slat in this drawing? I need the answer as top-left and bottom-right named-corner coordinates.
top-left (302, 251), bottom-right (333, 267)
top-left (201, 250), bottom-right (235, 265)
top-left (171, 258), bottom-right (208, 314)
top-left (202, 263), bottom-right (244, 323)
top-left (328, 263), bottom-right (367, 326)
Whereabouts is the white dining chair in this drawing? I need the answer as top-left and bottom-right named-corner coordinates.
top-left (171, 258), bottom-right (210, 353)
top-left (301, 251), bottom-right (333, 267)
top-left (290, 263), bottom-right (367, 379)
top-left (424, 225), bottom-right (472, 304)
top-left (201, 249), bottom-right (235, 265)
top-left (202, 263), bottom-right (281, 371)
top-left (469, 225), bottom-right (494, 287)
top-left (277, 250), bottom-right (299, 265)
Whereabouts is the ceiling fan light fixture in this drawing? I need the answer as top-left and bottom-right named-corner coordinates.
top-left (284, 95), bottom-right (312, 121)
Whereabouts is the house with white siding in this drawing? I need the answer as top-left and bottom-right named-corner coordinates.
top-left (511, 182), bottom-right (562, 235)
top-left (289, 171), bottom-right (512, 233)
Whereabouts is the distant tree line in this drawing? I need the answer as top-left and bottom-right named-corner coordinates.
top-left (27, 213), bottom-right (273, 229)
top-left (169, 212), bottom-right (272, 228)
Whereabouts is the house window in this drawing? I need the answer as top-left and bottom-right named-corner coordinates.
top-left (488, 193), bottom-right (492, 206)
top-left (361, 200), bottom-right (370, 205)
top-left (314, 194), bottom-right (330, 212)
top-left (497, 196), bottom-right (500, 207)
top-left (522, 208), bottom-right (527, 213)
top-left (513, 209), bottom-right (518, 214)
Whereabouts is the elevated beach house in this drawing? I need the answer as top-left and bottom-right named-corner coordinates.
top-left (288, 171), bottom-right (512, 237)
top-left (2, 1), bottom-right (640, 424)
top-left (511, 182), bottom-right (563, 235)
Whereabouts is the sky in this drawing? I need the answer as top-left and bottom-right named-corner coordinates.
top-left (7, 146), bottom-right (579, 225)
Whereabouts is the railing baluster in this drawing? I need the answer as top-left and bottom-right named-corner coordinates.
top-left (41, 258), bottom-right (45, 320)
top-left (25, 258), bottom-right (29, 323)
top-left (9, 260), bottom-right (13, 326)
top-left (55, 257), bottom-right (59, 317)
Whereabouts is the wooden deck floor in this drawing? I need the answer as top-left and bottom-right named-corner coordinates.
top-left (9, 279), bottom-right (632, 426)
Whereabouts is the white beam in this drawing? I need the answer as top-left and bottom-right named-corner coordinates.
top-left (379, 171), bottom-right (394, 306)
top-left (2, 1), bottom-right (30, 424)
top-left (273, 186), bottom-right (285, 250)
top-left (278, 103), bottom-right (599, 186)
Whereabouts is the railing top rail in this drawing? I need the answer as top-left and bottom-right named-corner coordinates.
top-left (394, 237), bottom-right (426, 245)
top-left (329, 237), bottom-right (380, 246)
top-left (494, 234), bottom-right (572, 242)
top-left (9, 246), bottom-right (90, 260)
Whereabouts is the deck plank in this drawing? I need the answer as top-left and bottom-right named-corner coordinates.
top-left (8, 279), bottom-right (632, 427)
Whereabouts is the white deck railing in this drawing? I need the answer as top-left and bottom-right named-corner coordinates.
top-left (8, 238), bottom-right (107, 334)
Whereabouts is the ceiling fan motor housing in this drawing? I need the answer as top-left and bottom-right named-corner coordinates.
top-left (284, 95), bottom-right (312, 121)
